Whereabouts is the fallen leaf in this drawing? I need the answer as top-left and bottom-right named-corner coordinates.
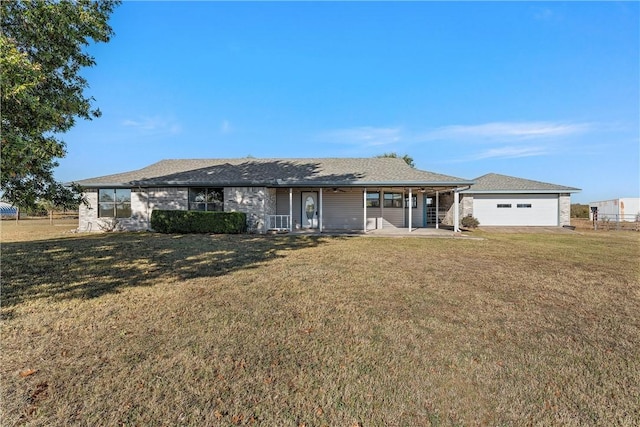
top-left (19, 369), bottom-right (37, 378)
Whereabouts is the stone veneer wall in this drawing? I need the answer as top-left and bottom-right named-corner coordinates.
top-left (559, 193), bottom-right (571, 226)
top-left (224, 187), bottom-right (276, 233)
top-left (439, 192), bottom-right (455, 226)
top-left (78, 188), bottom-right (150, 232)
top-left (461, 195), bottom-right (474, 219)
top-left (79, 187), bottom-right (275, 233)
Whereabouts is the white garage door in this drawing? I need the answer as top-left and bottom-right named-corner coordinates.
top-left (472, 194), bottom-right (559, 226)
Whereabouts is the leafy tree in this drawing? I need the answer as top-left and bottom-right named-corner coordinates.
top-left (1, 0), bottom-right (119, 210)
top-left (375, 152), bottom-right (415, 168)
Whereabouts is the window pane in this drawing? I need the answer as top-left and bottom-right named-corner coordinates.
top-left (115, 189), bottom-right (131, 203)
top-left (190, 202), bottom-right (206, 211)
top-left (189, 188), bottom-right (206, 203)
top-left (384, 193), bottom-right (403, 208)
top-left (98, 202), bottom-right (114, 218)
top-left (99, 189), bottom-right (114, 203)
top-left (115, 203), bottom-right (132, 218)
top-left (366, 192), bottom-right (380, 207)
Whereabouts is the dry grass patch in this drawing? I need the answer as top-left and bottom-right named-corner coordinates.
top-left (1, 226), bottom-right (639, 426)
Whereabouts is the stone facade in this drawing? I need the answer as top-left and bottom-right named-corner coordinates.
top-left (79, 186), bottom-right (275, 233)
top-left (460, 194), bottom-right (474, 219)
top-left (559, 193), bottom-right (571, 226)
top-left (224, 187), bottom-right (276, 233)
top-left (79, 188), bottom-right (149, 232)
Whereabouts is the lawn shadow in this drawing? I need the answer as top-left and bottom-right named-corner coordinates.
top-left (1, 232), bottom-right (329, 318)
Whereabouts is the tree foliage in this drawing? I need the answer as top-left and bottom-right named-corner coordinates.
top-left (571, 203), bottom-right (590, 219)
top-left (375, 152), bottom-right (415, 168)
top-left (1, 0), bottom-right (119, 209)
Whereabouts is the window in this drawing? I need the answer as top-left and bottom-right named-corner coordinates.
top-left (366, 192), bottom-right (380, 207)
top-left (497, 204), bottom-right (512, 208)
top-left (517, 204), bottom-right (532, 208)
top-left (405, 195), bottom-right (417, 209)
top-left (98, 189), bottom-right (131, 218)
top-left (383, 192), bottom-right (403, 208)
top-left (189, 188), bottom-right (223, 211)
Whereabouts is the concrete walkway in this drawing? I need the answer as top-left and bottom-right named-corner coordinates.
top-left (280, 227), bottom-right (479, 239)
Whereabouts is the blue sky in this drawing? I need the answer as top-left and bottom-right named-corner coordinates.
top-left (58, 1), bottom-right (639, 203)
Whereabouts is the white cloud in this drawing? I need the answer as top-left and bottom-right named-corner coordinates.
top-left (420, 121), bottom-right (592, 142)
top-left (471, 145), bottom-right (550, 160)
top-left (122, 116), bottom-right (181, 136)
top-left (321, 126), bottom-right (402, 147)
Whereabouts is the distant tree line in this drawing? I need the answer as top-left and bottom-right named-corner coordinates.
top-left (571, 204), bottom-right (590, 218)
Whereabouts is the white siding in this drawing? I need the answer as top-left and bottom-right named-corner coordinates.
top-left (473, 194), bottom-right (559, 226)
top-left (322, 189), bottom-right (363, 230)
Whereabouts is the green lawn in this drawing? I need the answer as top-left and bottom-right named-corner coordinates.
top-left (1, 221), bottom-right (639, 426)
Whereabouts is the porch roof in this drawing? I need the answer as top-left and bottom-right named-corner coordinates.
top-left (74, 158), bottom-right (473, 188)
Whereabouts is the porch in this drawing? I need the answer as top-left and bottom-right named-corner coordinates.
top-left (266, 186), bottom-right (466, 234)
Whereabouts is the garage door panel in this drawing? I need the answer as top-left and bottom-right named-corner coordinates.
top-left (473, 194), bottom-right (559, 226)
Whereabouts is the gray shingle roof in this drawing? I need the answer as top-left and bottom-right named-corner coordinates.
top-left (461, 173), bottom-right (580, 193)
top-left (74, 158), bottom-right (473, 188)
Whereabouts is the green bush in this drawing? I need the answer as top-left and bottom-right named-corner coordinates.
top-left (461, 215), bottom-right (480, 229)
top-left (150, 210), bottom-right (247, 234)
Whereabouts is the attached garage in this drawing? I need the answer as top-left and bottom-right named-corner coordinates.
top-left (460, 173), bottom-right (580, 227)
top-left (472, 194), bottom-right (559, 226)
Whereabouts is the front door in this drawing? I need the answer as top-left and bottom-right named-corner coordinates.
top-left (301, 192), bottom-right (318, 228)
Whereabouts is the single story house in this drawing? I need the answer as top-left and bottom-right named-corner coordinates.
top-left (74, 157), bottom-right (474, 233)
top-left (459, 173), bottom-right (580, 226)
top-left (73, 158), bottom-right (579, 233)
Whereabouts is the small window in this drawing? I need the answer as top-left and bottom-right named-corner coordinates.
top-left (383, 192), bottom-right (403, 208)
top-left (517, 204), bottom-right (532, 208)
top-left (366, 192), bottom-right (380, 207)
top-left (189, 188), bottom-right (223, 211)
top-left (405, 195), bottom-right (417, 209)
top-left (98, 189), bottom-right (131, 218)
top-left (497, 204), bottom-right (512, 208)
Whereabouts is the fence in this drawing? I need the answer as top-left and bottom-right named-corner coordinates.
top-left (574, 215), bottom-right (640, 231)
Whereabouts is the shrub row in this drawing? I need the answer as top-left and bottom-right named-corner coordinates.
top-left (150, 210), bottom-right (247, 234)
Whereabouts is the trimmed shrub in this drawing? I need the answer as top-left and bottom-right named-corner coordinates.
top-left (461, 215), bottom-right (480, 229)
top-left (150, 210), bottom-right (247, 234)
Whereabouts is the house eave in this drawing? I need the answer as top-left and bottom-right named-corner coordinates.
top-left (76, 180), bottom-right (476, 189)
top-left (460, 189), bottom-right (581, 194)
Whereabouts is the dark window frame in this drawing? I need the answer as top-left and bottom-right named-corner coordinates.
top-left (383, 192), bottom-right (403, 208)
top-left (517, 204), bottom-right (532, 208)
top-left (497, 204), bottom-right (512, 208)
top-left (98, 188), bottom-right (132, 218)
top-left (366, 192), bottom-right (380, 208)
top-left (189, 187), bottom-right (224, 212)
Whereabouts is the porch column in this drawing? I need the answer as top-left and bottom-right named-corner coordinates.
top-left (402, 189), bottom-right (406, 227)
top-left (319, 187), bottom-right (323, 233)
top-left (363, 188), bottom-right (367, 232)
top-left (408, 188), bottom-right (413, 232)
top-left (435, 191), bottom-right (439, 229)
top-left (289, 188), bottom-right (293, 232)
top-left (380, 190), bottom-right (384, 228)
top-left (454, 189), bottom-right (460, 232)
